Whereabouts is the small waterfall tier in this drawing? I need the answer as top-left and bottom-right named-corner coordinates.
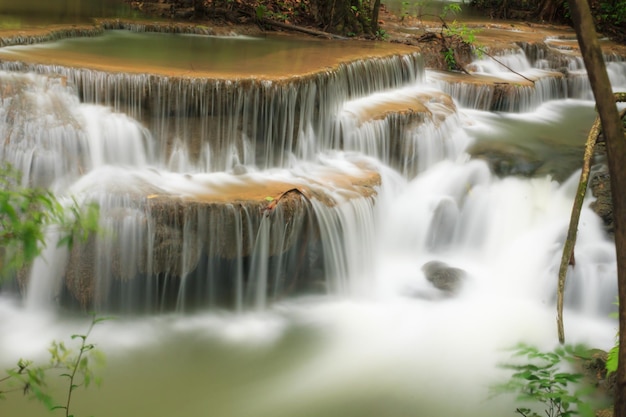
top-left (428, 56), bottom-right (568, 112)
top-left (0, 24), bottom-right (104, 48)
top-left (519, 40), bottom-right (626, 98)
top-left (1, 23), bottom-right (624, 316)
top-left (0, 33), bottom-right (426, 313)
top-left (54, 156), bottom-right (382, 312)
top-left (336, 86), bottom-right (468, 176)
top-left (431, 44), bottom-right (625, 111)
top-left (0, 30), bottom-right (424, 172)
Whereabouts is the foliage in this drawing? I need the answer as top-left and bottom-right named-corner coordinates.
top-left (375, 28), bottom-right (388, 40)
top-left (606, 298), bottom-right (619, 375)
top-left (492, 343), bottom-right (595, 417)
top-left (607, 343), bottom-right (619, 375)
top-left (440, 2), bottom-right (462, 19)
top-left (444, 21), bottom-right (478, 45)
top-left (0, 315), bottom-right (108, 416)
top-left (597, 0), bottom-right (626, 25)
top-left (0, 165), bottom-right (105, 415)
top-left (444, 47), bottom-right (457, 70)
top-left (0, 163), bottom-right (99, 279)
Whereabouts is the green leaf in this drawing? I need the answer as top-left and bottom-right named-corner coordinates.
top-left (606, 344), bottom-right (619, 374)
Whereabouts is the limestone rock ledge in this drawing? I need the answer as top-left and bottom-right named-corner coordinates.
top-left (62, 160), bottom-right (381, 310)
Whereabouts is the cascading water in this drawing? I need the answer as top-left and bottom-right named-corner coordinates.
top-left (0, 21), bottom-right (624, 417)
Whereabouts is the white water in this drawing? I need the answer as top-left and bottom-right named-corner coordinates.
top-left (0, 35), bottom-right (624, 417)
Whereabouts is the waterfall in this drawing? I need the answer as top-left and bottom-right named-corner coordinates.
top-left (0, 70), bottom-right (152, 188)
top-left (0, 28), bottom-right (621, 319)
top-left (0, 22), bottom-right (624, 417)
top-left (1, 52), bottom-right (423, 171)
top-left (431, 48), bottom-right (570, 112)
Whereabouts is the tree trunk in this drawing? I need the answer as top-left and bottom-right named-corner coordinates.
top-left (538, 0), bottom-right (562, 21)
top-left (372, 0), bottom-right (381, 32)
top-left (566, 2), bottom-right (626, 417)
top-left (193, 0), bottom-right (205, 18)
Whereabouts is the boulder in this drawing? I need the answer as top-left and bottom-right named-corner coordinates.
top-left (421, 260), bottom-right (466, 295)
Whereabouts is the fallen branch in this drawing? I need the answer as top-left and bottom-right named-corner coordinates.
top-left (263, 187), bottom-right (310, 216)
top-left (259, 17), bottom-right (348, 40)
top-left (557, 92), bottom-right (626, 344)
top-left (479, 48), bottom-right (535, 84)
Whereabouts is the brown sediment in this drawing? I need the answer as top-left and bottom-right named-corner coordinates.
top-left (348, 90), bottom-right (456, 124)
top-left (0, 24), bottom-right (104, 47)
top-left (430, 70), bottom-right (540, 86)
top-left (147, 163), bottom-right (381, 206)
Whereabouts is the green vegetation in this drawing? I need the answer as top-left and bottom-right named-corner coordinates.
top-left (0, 315), bottom-right (107, 417)
top-left (606, 299), bottom-right (620, 375)
top-left (0, 164), bottom-right (99, 279)
top-left (406, 3), bottom-right (480, 71)
top-left (597, 0), bottom-right (626, 26)
top-left (0, 163), bottom-right (104, 415)
top-left (492, 344), bottom-right (596, 417)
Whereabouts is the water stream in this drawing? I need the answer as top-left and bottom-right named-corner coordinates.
top-left (0, 11), bottom-right (625, 417)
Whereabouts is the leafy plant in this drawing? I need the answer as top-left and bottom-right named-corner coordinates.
top-left (606, 343), bottom-right (619, 375)
top-left (444, 21), bottom-right (478, 44)
top-left (440, 3), bottom-right (461, 20)
top-left (599, 0), bottom-right (626, 25)
top-left (492, 343), bottom-right (595, 417)
top-left (0, 315), bottom-right (108, 416)
top-left (255, 4), bottom-right (268, 19)
top-left (0, 163), bottom-right (99, 279)
top-left (606, 298), bottom-right (619, 375)
top-left (0, 164), bottom-right (106, 415)
top-left (444, 47), bottom-right (457, 70)
top-left (375, 28), bottom-right (389, 40)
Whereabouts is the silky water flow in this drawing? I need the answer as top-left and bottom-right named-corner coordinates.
top-left (0, 30), bottom-right (625, 417)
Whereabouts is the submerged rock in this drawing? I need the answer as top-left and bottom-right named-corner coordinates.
top-left (468, 141), bottom-right (544, 178)
top-left (421, 260), bottom-right (466, 295)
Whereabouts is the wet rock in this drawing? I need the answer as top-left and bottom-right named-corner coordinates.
top-left (421, 260), bottom-right (466, 295)
top-left (429, 69), bottom-right (566, 112)
top-left (425, 198), bottom-right (458, 251)
top-left (468, 141), bottom-right (544, 177)
top-left (590, 169), bottom-right (614, 234)
top-left (575, 349), bottom-right (616, 416)
top-left (62, 163), bottom-right (381, 310)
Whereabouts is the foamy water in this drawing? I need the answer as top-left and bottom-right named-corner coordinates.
top-left (0, 34), bottom-right (623, 417)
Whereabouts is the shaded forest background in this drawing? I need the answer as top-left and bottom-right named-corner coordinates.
top-left (125, 0), bottom-right (626, 42)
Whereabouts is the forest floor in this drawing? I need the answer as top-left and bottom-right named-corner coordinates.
top-left (121, 1), bottom-right (626, 69)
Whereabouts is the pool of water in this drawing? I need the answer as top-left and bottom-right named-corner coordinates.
top-left (0, 30), bottom-right (410, 78)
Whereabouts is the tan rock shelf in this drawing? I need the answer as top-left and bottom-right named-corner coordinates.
top-left (63, 160), bottom-right (381, 308)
